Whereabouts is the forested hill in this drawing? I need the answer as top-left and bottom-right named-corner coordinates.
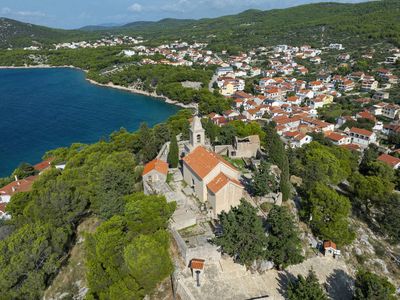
top-left (1, 0), bottom-right (400, 49)
top-left (0, 18), bottom-right (97, 48)
top-left (115, 0), bottom-right (400, 50)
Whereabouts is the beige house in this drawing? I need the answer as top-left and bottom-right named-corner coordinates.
top-left (182, 118), bottom-right (243, 218)
top-left (142, 159), bottom-right (169, 195)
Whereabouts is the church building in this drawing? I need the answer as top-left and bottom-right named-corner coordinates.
top-left (182, 116), bottom-right (244, 218)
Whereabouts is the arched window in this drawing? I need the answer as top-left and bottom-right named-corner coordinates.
top-left (197, 134), bottom-right (201, 143)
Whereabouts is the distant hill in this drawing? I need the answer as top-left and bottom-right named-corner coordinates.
top-left (1, 0), bottom-right (400, 49)
top-left (79, 23), bottom-right (123, 31)
top-left (111, 0), bottom-right (400, 50)
top-left (0, 18), bottom-right (97, 48)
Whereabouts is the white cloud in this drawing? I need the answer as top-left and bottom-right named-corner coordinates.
top-left (1, 7), bottom-right (45, 18)
top-left (128, 3), bottom-right (143, 13)
top-left (16, 11), bottom-right (46, 17)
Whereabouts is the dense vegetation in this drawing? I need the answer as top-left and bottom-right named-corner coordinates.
top-left (215, 201), bottom-right (303, 269)
top-left (287, 269), bottom-right (328, 300)
top-left (0, 18), bottom-right (98, 49)
top-left (354, 270), bottom-right (396, 300)
top-left (2, 1), bottom-right (400, 50)
top-left (0, 109), bottom-right (192, 299)
top-left (85, 193), bottom-right (175, 299)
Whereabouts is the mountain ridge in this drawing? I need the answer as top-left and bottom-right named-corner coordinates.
top-left (0, 0), bottom-right (399, 49)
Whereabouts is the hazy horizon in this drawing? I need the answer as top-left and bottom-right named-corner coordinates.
top-left (0, 0), bottom-right (371, 29)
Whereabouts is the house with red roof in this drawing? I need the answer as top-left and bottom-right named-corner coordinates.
top-left (0, 175), bottom-right (38, 203)
top-left (0, 175), bottom-right (38, 219)
top-left (348, 127), bottom-right (377, 148)
top-left (142, 158), bottom-right (169, 195)
top-left (323, 240), bottom-right (341, 258)
top-left (34, 158), bottom-right (53, 174)
top-left (377, 154), bottom-right (400, 169)
top-left (326, 132), bottom-right (351, 146)
top-left (283, 131), bottom-right (313, 148)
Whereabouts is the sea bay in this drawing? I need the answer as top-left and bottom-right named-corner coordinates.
top-left (0, 68), bottom-right (179, 177)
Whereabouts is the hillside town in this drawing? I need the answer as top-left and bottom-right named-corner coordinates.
top-left (2, 37), bottom-right (400, 299)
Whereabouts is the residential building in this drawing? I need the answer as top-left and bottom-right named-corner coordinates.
top-left (348, 127), bottom-right (377, 148)
top-left (142, 159), bottom-right (169, 195)
top-left (377, 154), bottom-right (400, 169)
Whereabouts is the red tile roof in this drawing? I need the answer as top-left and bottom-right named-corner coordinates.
top-left (0, 202), bottom-right (6, 213)
top-left (190, 259), bottom-right (205, 270)
top-left (183, 147), bottom-right (237, 179)
top-left (34, 158), bottom-right (53, 172)
top-left (349, 127), bottom-right (373, 137)
top-left (142, 159), bottom-right (169, 176)
top-left (207, 173), bottom-right (243, 194)
top-left (377, 154), bottom-right (400, 168)
top-left (323, 240), bottom-right (337, 250)
top-left (327, 132), bottom-right (347, 142)
top-left (0, 176), bottom-right (38, 197)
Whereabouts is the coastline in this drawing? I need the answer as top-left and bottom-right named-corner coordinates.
top-left (0, 64), bottom-right (197, 110)
top-left (86, 79), bottom-right (197, 110)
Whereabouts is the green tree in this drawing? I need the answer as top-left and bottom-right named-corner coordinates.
top-left (354, 270), bottom-right (396, 300)
top-left (287, 268), bottom-right (328, 300)
top-left (12, 162), bottom-right (36, 179)
top-left (167, 134), bottom-right (179, 168)
top-left (266, 206), bottom-right (304, 269)
top-left (0, 223), bottom-right (70, 299)
top-left (378, 194), bottom-right (400, 243)
top-left (138, 123), bottom-right (157, 163)
top-left (214, 200), bottom-right (268, 266)
top-left (295, 142), bottom-right (350, 189)
top-left (264, 123), bottom-right (291, 200)
top-left (90, 151), bottom-right (139, 219)
top-left (304, 183), bottom-right (354, 246)
top-left (350, 173), bottom-right (393, 214)
top-left (251, 161), bottom-right (278, 196)
top-left (124, 232), bottom-right (173, 293)
top-left (218, 124), bottom-right (237, 145)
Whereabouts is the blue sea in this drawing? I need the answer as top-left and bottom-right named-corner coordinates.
top-left (0, 68), bottom-right (179, 177)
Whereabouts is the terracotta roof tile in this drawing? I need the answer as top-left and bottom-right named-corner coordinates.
top-left (207, 173), bottom-right (243, 194)
top-left (142, 159), bottom-right (169, 176)
top-left (183, 147), bottom-right (237, 179)
top-left (323, 240), bottom-right (337, 250)
top-left (190, 259), bottom-right (205, 270)
top-left (349, 127), bottom-right (373, 137)
top-left (377, 154), bottom-right (400, 168)
top-left (34, 158), bottom-right (53, 172)
top-left (0, 176), bottom-right (38, 197)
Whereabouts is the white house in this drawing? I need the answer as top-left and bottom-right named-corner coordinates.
top-left (348, 127), bottom-right (377, 148)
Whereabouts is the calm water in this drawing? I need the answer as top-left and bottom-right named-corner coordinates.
top-left (0, 68), bottom-right (179, 177)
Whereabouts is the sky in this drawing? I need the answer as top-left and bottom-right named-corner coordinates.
top-left (0, 0), bottom-right (370, 29)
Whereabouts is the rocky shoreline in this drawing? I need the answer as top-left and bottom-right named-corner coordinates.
top-left (0, 65), bottom-right (197, 110)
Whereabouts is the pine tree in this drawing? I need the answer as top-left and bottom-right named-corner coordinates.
top-left (138, 123), bottom-right (157, 163)
top-left (287, 269), bottom-right (328, 300)
top-left (251, 161), bottom-right (278, 196)
top-left (266, 206), bottom-right (304, 269)
top-left (214, 200), bottom-right (268, 266)
top-left (167, 134), bottom-right (179, 168)
top-left (354, 270), bottom-right (396, 300)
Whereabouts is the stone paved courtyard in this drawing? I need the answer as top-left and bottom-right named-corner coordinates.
top-left (177, 256), bottom-right (353, 300)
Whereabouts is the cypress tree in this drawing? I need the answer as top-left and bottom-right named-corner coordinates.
top-left (264, 123), bottom-right (291, 200)
top-left (167, 134), bottom-right (179, 168)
